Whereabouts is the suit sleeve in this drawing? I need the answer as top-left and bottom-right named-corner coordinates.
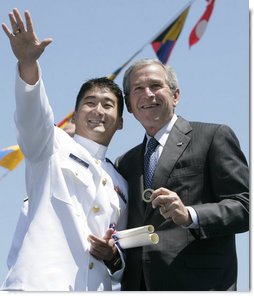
top-left (14, 62), bottom-right (55, 162)
top-left (191, 124), bottom-right (249, 239)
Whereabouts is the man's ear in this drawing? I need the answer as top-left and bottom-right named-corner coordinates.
top-left (125, 96), bottom-right (133, 113)
top-left (72, 112), bottom-right (77, 123)
top-left (173, 89), bottom-right (180, 107)
top-left (117, 117), bottom-right (123, 130)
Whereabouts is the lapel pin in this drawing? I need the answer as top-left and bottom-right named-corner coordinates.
top-left (177, 142), bottom-right (183, 146)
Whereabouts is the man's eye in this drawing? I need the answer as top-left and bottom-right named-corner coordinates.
top-left (151, 83), bottom-right (161, 89)
top-left (133, 86), bottom-right (142, 92)
top-left (104, 103), bottom-right (114, 108)
top-left (85, 101), bottom-right (95, 106)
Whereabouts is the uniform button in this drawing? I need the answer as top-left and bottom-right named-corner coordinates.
top-left (89, 262), bottom-right (94, 269)
top-left (102, 178), bottom-right (107, 186)
top-left (92, 205), bottom-right (100, 213)
top-left (75, 172), bottom-right (78, 176)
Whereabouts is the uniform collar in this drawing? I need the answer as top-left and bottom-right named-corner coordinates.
top-left (73, 134), bottom-right (107, 160)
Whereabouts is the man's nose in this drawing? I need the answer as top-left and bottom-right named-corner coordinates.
top-left (144, 86), bottom-right (155, 97)
top-left (93, 103), bottom-right (104, 114)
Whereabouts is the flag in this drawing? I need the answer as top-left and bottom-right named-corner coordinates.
top-left (151, 5), bottom-right (191, 64)
top-left (107, 67), bottom-right (123, 81)
top-left (189, 0), bottom-right (216, 48)
top-left (0, 145), bottom-right (24, 171)
top-left (57, 111), bottom-right (74, 129)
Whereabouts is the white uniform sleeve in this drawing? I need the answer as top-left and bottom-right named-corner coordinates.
top-left (14, 62), bottom-right (55, 162)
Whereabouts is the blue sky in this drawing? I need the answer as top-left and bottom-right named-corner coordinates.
top-left (0, 0), bottom-right (250, 291)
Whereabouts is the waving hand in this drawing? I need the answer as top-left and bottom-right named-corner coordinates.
top-left (2, 8), bottom-right (52, 84)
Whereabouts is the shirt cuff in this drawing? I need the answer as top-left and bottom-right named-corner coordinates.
top-left (183, 206), bottom-right (199, 229)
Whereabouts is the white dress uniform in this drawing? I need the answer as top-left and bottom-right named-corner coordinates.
top-left (1, 64), bottom-right (128, 291)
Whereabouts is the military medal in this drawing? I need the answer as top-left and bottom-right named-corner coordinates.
top-left (142, 188), bottom-right (154, 203)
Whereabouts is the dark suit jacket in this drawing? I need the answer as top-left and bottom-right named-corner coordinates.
top-left (116, 116), bottom-right (249, 291)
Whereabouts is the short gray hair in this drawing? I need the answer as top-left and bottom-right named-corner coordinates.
top-left (123, 58), bottom-right (179, 98)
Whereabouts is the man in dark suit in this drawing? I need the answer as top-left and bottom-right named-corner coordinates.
top-left (116, 58), bottom-right (249, 291)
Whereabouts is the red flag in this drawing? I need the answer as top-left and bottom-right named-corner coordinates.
top-left (189, 0), bottom-right (216, 48)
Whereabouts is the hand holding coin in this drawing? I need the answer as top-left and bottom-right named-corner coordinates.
top-left (150, 187), bottom-right (192, 226)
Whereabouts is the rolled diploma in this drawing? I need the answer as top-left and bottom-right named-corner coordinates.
top-left (118, 232), bottom-right (159, 249)
top-left (115, 225), bottom-right (154, 239)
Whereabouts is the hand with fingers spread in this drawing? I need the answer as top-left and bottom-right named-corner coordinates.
top-left (151, 187), bottom-right (192, 226)
top-left (2, 8), bottom-right (52, 84)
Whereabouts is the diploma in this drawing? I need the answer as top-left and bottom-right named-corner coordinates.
top-left (116, 232), bottom-right (159, 249)
top-left (114, 225), bottom-right (155, 239)
top-left (113, 225), bottom-right (159, 249)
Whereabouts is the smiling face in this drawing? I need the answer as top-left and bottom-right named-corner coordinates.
top-left (127, 64), bottom-right (180, 136)
top-left (73, 87), bottom-right (123, 146)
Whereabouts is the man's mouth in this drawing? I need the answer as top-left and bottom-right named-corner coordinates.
top-left (89, 119), bottom-right (105, 125)
top-left (141, 103), bottom-right (159, 109)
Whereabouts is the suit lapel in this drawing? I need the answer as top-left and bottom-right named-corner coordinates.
top-left (127, 139), bottom-right (148, 221)
top-left (134, 137), bottom-right (146, 190)
top-left (144, 117), bottom-right (192, 219)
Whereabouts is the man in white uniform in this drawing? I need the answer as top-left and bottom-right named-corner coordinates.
top-left (1, 8), bottom-right (128, 291)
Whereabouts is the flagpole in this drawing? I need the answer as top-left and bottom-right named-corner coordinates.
top-left (107, 0), bottom-right (197, 79)
top-left (0, 170), bottom-right (10, 181)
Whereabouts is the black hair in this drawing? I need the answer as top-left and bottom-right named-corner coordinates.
top-left (75, 77), bottom-right (124, 117)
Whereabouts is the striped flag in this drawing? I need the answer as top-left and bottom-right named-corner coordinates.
top-left (151, 5), bottom-right (191, 64)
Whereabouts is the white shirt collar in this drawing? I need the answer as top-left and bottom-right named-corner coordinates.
top-left (73, 134), bottom-right (107, 160)
top-left (146, 113), bottom-right (178, 147)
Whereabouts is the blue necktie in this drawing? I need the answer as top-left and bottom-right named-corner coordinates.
top-left (144, 137), bottom-right (159, 189)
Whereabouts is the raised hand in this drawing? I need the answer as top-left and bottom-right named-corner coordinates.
top-left (2, 8), bottom-right (52, 84)
top-left (2, 8), bottom-right (52, 64)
